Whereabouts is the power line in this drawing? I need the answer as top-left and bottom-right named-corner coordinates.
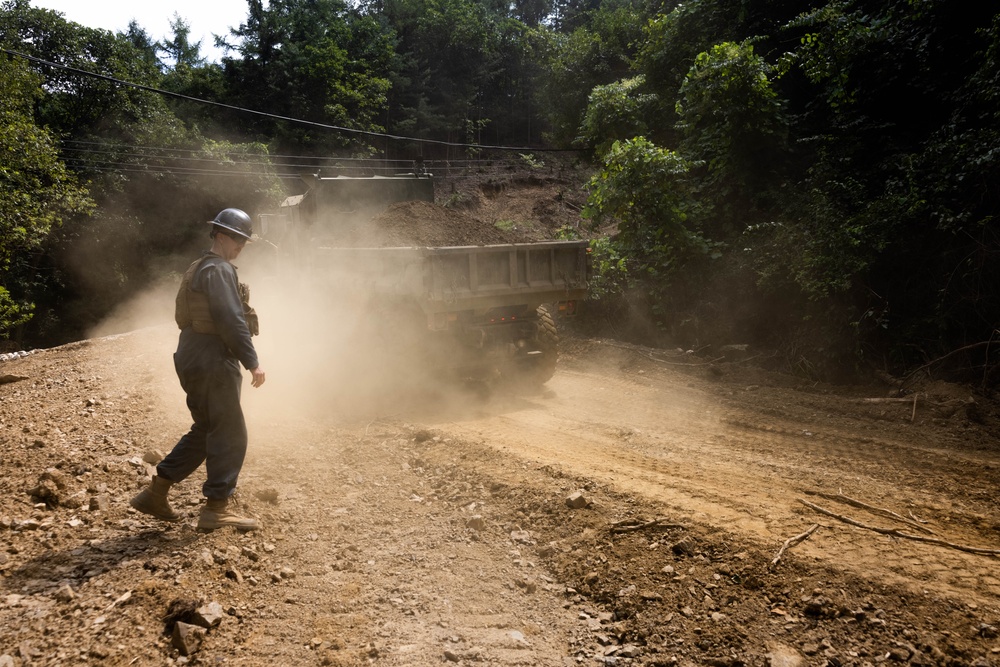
top-left (2, 47), bottom-right (579, 154)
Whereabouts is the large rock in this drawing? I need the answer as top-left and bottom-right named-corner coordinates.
top-left (172, 622), bottom-right (205, 656)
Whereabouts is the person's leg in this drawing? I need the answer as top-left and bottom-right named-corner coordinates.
top-left (201, 357), bottom-right (247, 499)
top-left (197, 357), bottom-right (258, 531)
top-left (132, 351), bottom-right (209, 521)
top-left (156, 353), bottom-right (212, 483)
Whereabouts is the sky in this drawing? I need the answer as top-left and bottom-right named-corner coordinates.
top-left (29, 0), bottom-right (251, 62)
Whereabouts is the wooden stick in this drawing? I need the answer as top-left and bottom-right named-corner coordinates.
top-left (806, 491), bottom-right (936, 535)
top-left (798, 500), bottom-right (1000, 557)
top-left (610, 518), bottom-right (685, 534)
top-left (770, 523), bottom-right (820, 568)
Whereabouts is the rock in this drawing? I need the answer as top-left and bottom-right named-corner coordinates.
top-left (172, 622), bottom-right (205, 656)
top-left (981, 624), bottom-right (999, 639)
top-left (444, 649), bottom-right (461, 662)
top-left (803, 596), bottom-right (831, 618)
top-left (279, 567), bottom-right (296, 579)
top-left (193, 601), bottom-right (224, 628)
top-left (28, 479), bottom-right (59, 509)
top-left (61, 492), bottom-right (86, 509)
top-left (671, 537), bottom-right (696, 557)
top-left (466, 515), bottom-right (486, 531)
top-left (510, 529), bottom-right (532, 544)
top-left (887, 646), bottom-right (911, 661)
top-left (255, 488), bottom-right (279, 504)
top-left (619, 645), bottom-right (642, 658)
top-left (89, 495), bottom-right (111, 511)
top-left (0, 654), bottom-right (16, 667)
top-left (766, 644), bottom-right (805, 667)
top-left (515, 578), bottom-right (537, 593)
top-left (141, 449), bottom-right (164, 465)
top-left (241, 547), bottom-right (260, 562)
top-left (53, 584), bottom-right (75, 602)
top-left (226, 568), bottom-right (244, 584)
top-left (565, 491), bottom-right (589, 509)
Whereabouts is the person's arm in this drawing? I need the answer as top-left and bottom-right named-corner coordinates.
top-left (200, 261), bottom-right (260, 372)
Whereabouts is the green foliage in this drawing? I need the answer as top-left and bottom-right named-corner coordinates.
top-left (533, 0), bottom-right (647, 147)
top-left (223, 0), bottom-right (393, 154)
top-left (0, 286), bottom-right (32, 338)
top-left (675, 40), bottom-right (787, 226)
top-left (583, 137), bottom-right (719, 284)
top-left (159, 13), bottom-right (206, 69)
top-left (519, 153), bottom-right (544, 169)
top-left (0, 52), bottom-right (93, 338)
top-left (579, 75), bottom-right (657, 154)
top-left (586, 236), bottom-right (628, 300)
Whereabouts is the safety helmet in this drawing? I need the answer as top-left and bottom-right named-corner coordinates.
top-left (208, 208), bottom-right (253, 241)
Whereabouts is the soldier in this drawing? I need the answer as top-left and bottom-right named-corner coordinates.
top-left (131, 208), bottom-right (265, 531)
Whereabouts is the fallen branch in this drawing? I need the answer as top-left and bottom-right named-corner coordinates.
top-left (900, 340), bottom-right (993, 391)
top-left (610, 518), bottom-right (685, 534)
top-left (858, 394), bottom-right (924, 422)
top-left (805, 490), bottom-right (936, 535)
top-left (798, 499), bottom-right (1000, 557)
top-left (770, 523), bottom-right (820, 568)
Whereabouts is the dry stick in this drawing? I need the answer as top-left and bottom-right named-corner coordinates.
top-left (858, 394), bottom-right (934, 422)
top-left (900, 340), bottom-right (993, 391)
top-left (770, 523), bottom-right (820, 568)
top-left (610, 518), bottom-right (686, 534)
top-left (806, 490), bottom-right (936, 535)
top-left (798, 499), bottom-right (1000, 557)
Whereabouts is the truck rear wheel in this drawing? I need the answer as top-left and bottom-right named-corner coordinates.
top-left (509, 305), bottom-right (558, 386)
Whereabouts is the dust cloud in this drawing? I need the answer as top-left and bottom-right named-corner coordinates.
top-left (85, 200), bottom-right (512, 430)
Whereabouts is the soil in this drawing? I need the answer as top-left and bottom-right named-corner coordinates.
top-left (2, 172), bottom-right (1000, 667)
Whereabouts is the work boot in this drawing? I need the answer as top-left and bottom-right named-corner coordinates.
top-left (129, 475), bottom-right (181, 522)
top-left (197, 497), bottom-right (260, 532)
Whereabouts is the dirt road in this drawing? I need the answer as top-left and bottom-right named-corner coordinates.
top-left (2, 327), bottom-right (999, 666)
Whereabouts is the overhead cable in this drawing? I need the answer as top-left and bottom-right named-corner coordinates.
top-left (2, 47), bottom-right (578, 154)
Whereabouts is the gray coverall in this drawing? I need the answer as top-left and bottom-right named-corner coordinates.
top-left (157, 252), bottom-right (259, 500)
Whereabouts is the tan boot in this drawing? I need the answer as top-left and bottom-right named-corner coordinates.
top-left (197, 497), bottom-right (260, 532)
top-left (130, 475), bottom-right (181, 522)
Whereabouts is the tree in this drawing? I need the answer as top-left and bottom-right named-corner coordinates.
top-left (0, 52), bottom-right (93, 340)
top-left (222, 0), bottom-right (393, 155)
top-left (158, 13), bottom-right (206, 69)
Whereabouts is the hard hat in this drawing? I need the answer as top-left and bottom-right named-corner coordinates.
top-left (208, 208), bottom-right (253, 241)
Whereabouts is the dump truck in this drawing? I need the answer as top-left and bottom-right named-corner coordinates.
top-left (258, 173), bottom-right (589, 385)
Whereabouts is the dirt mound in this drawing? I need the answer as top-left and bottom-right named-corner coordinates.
top-left (367, 200), bottom-right (530, 246)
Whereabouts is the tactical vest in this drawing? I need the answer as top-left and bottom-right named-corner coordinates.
top-left (175, 255), bottom-right (259, 336)
top-left (175, 256), bottom-right (218, 334)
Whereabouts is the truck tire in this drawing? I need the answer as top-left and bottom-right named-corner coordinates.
top-left (511, 305), bottom-right (558, 386)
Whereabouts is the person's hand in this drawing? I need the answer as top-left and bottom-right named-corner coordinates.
top-left (250, 366), bottom-right (266, 388)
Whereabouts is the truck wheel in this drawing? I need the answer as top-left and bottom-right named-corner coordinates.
top-left (513, 305), bottom-right (559, 386)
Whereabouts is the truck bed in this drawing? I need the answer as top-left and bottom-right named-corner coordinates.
top-left (314, 240), bottom-right (589, 314)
